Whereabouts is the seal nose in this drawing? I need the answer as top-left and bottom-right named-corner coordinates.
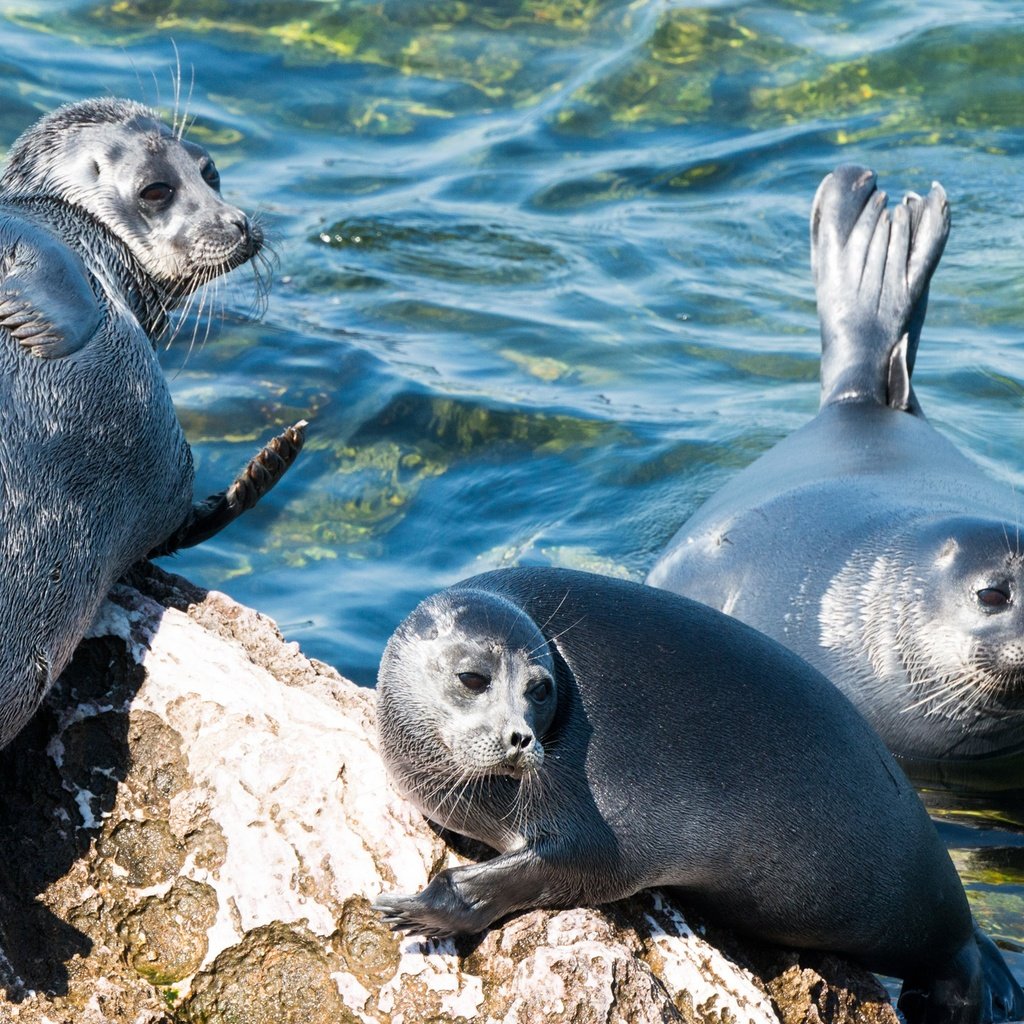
top-left (505, 728), bottom-right (534, 761)
top-left (222, 209), bottom-right (262, 253)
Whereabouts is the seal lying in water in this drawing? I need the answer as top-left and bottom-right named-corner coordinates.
top-left (0, 97), bottom-right (305, 747)
top-left (374, 567), bottom-right (1024, 1024)
top-left (647, 165), bottom-right (1024, 791)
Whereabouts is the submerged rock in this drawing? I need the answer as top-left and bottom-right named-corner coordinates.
top-left (0, 563), bottom-right (898, 1024)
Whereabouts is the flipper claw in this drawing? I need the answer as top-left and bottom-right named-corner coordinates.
top-left (149, 419), bottom-right (307, 557)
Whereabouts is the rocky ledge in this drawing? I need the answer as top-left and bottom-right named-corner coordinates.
top-left (0, 563), bottom-right (898, 1024)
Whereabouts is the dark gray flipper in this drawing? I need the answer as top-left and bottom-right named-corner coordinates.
top-left (149, 420), bottom-right (307, 557)
top-left (372, 844), bottom-right (595, 938)
top-left (0, 218), bottom-right (101, 357)
top-left (898, 925), bottom-right (1024, 1024)
top-left (810, 165), bottom-right (949, 412)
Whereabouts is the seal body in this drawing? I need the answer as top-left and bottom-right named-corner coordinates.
top-left (0, 98), bottom-right (304, 748)
top-left (647, 165), bottom-right (1024, 789)
top-left (375, 567), bottom-right (1023, 1024)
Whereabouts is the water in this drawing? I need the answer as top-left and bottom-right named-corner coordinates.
top-left (2, 0), bottom-right (1023, 980)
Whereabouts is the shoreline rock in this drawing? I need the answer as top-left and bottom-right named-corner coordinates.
top-left (0, 563), bottom-right (898, 1024)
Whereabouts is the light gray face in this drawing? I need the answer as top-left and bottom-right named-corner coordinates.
top-left (409, 592), bottom-right (557, 779)
top-left (893, 518), bottom-right (1024, 722)
top-left (4, 104), bottom-right (260, 296)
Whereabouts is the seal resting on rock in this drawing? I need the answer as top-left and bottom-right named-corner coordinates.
top-left (647, 165), bottom-right (1024, 791)
top-left (0, 97), bottom-right (305, 747)
top-left (374, 567), bottom-right (1024, 1024)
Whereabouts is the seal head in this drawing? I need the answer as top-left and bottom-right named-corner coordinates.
top-left (820, 517), bottom-right (1024, 757)
top-left (0, 97), bottom-right (261, 302)
top-left (379, 589), bottom-right (556, 847)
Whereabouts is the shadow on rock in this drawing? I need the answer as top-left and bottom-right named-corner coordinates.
top-left (0, 631), bottom-right (144, 999)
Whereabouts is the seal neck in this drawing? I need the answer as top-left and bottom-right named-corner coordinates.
top-left (0, 193), bottom-right (171, 341)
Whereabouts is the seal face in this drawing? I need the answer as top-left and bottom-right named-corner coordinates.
top-left (375, 567), bottom-right (1024, 1024)
top-left (0, 97), bottom-right (304, 750)
top-left (380, 591), bottom-right (556, 848)
top-left (647, 165), bottom-right (1024, 789)
top-left (1, 96), bottom-right (261, 302)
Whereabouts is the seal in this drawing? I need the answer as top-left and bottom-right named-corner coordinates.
top-left (374, 567), bottom-right (1024, 1024)
top-left (647, 165), bottom-right (1024, 791)
top-left (0, 97), bottom-right (305, 748)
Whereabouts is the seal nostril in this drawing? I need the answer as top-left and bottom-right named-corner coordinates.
top-left (509, 731), bottom-right (532, 751)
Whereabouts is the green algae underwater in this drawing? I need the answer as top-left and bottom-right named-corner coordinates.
top-left (2, 0), bottom-right (1024, 984)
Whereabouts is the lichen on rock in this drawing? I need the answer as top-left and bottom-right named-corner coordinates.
top-left (0, 563), bottom-right (899, 1024)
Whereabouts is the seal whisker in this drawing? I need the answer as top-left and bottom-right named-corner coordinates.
top-left (536, 615), bottom-right (585, 654)
top-left (537, 589), bottom-right (571, 636)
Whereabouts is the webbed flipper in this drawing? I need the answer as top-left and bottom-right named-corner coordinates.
top-left (0, 218), bottom-right (101, 358)
top-left (810, 165), bottom-right (949, 413)
top-left (150, 419), bottom-right (307, 557)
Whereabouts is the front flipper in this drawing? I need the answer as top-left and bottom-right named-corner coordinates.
top-left (810, 165), bottom-right (949, 412)
top-left (0, 218), bottom-right (102, 358)
top-left (373, 847), bottom-right (593, 938)
top-left (150, 420), bottom-right (307, 557)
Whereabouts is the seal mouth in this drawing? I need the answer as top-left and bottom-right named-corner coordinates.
top-left (500, 746), bottom-right (545, 779)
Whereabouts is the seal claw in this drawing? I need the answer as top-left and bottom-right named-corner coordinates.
top-left (149, 419), bottom-right (308, 556)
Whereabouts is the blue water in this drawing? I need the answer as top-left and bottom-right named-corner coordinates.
top-left (2, 0), bottom-right (1023, 973)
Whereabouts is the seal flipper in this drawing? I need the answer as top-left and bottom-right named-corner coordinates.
top-left (149, 420), bottom-right (307, 557)
top-left (811, 165), bottom-right (949, 413)
top-left (975, 926), bottom-right (1024, 1023)
top-left (0, 217), bottom-right (101, 358)
top-left (373, 845), bottom-right (599, 938)
top-left (898, 924), bottom-right (1024, 1024)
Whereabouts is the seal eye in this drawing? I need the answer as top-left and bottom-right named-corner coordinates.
top-left (528, 678), bottom-right (553, 703)
top-left (977, 587), bottom-right (1011, 609)
top-left (139, 182), bottom-right (174, 205)
top-left (200, 160), bottom-right (220, 189)
top-left (458, 672), bottom-right (490, 693)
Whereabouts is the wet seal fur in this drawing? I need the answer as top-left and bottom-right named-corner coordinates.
top-left (375, 567), bottom-right (1024, 1024)
top-left (648, 165), bottom-right (1024, 791)
top-left (0, 97), bottom-right (305, 747)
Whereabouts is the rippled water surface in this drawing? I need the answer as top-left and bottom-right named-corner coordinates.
top-left (3, 0), bottom-right (1024, 978)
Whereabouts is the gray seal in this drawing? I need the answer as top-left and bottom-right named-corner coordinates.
top-left (374, 567), bottom-right (1024, 1024)
top-left (0, 97), bottom-right (305, 747)
top-left (647, 165), bottom-right (1024, 791)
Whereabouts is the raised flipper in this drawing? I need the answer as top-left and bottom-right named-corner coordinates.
top-left (0, 215), bottom-right (101, 358)
top-left (149, 420), bottom-right (307, 557)
top-left (810, 165), bottom-right (949, 413)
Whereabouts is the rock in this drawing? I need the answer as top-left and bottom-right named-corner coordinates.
top-left (0, 563), bottom-right (899, 1024)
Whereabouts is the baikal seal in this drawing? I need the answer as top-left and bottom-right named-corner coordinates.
top-left (375, 566), bottom-right (1024, 1024)
top-left (0, 97), bottom-right (305, 748)
top-left (649, 164), bottom-right (1024, 791)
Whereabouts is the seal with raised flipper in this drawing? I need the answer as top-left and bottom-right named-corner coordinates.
top-left (0, 97), bottom-right (305, 748)
top-left (374, 566), bottom-right (1024, 1024)
top-left (647, 165), bottom-right (1024, 791)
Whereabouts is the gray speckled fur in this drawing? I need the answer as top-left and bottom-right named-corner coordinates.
top-left (0, 98), bottom-right (297, 748)
top-left (375, 567), bottom-right (1024, 1024)
top-left (648, 166), bottom-right (1024, 789)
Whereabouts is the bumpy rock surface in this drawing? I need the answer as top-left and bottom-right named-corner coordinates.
top-left (0, 563), bottom-right (899, 1024)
